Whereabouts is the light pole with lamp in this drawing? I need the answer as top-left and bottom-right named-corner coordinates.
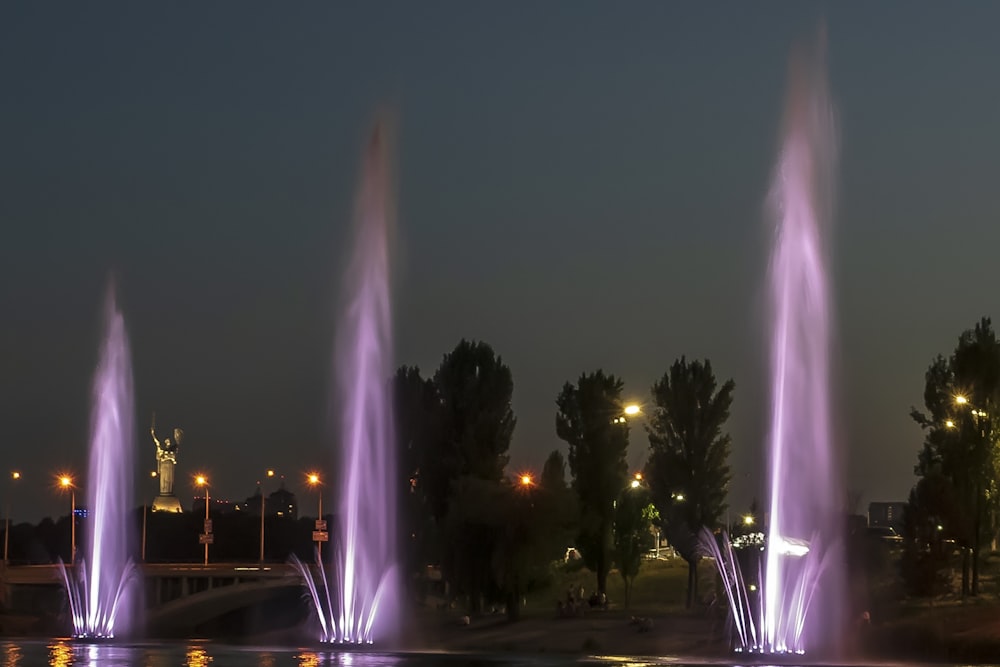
top-left (195, 475), bottom-right (212, 565)
top-left (59, 475), bottom-right (76, 565)
top-left (142, 470), bottom-right (157, 562)
top-left (259, 469), bottom-right (275, 563)
top-left (949, 394), bottom-right (991, 596)
top-left (4, 471), bottom-right (21, 565)
top-left (307, 473), bottom-right (327, 562)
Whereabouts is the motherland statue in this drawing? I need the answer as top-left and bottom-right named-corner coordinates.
top-left (151, 413), bottom-right (184, 513)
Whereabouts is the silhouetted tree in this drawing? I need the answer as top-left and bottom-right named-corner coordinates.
top-left (645, 357), bottom-right (734, 609)
top-left (432, 340), bottom-right (516, 611)
top-left (393, 365), bottom-right (442, 576)
top-left (911, 317), bottom-right (1000, 596)
top-left (555, 370), bottom-right (629, 595)
top-left (900, 471), bottom-right (962, 596)
top-left (536, 450), bottom-right (579, 563)
top-left (613, 485), bottom-right (657, 609)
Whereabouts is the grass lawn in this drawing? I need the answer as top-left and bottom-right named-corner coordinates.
top-left (521, 556), bottom-right (720, 618)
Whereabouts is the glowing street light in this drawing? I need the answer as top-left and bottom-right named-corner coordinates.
top-left (624, 404), bottom-right (641, 416)
top-left (520, 474), bottom-right (533, 487)
top-left (195, 475), bottom-right (210, 565)
top-left (743, 514), bottom-right (755, 526)
top-left (260, 469), bottom-right (278, 563)
top-left (307, 473), bottom-right (325, 562)
top-left (955, 395), bottom-right (969, 405)
top-left (142, 471), bottom-right (159, 562)
top-left (58, 474), bottom-right (76, 565)
top-left (945, 420), bottom-right (956, 429)
top-left (4, 471), bottom-right (22, 564)
top-left (630, 479), bottom-right (641, 489)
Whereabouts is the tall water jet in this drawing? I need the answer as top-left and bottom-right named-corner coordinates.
top-left (300, 118), bottom-right (397, 644)
top-left (762, 32), bottom-right (842, 654)
top-left (60, 286), bottom-right (137, 638)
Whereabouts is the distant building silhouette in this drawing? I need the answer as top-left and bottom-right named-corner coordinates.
top-left (235, 485), bottom-right (298, 519)
top-left (868, 501), bottom-right (906, 531)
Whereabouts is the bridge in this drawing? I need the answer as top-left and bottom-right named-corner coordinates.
top-left (0, 562), bottom-right (317, 637)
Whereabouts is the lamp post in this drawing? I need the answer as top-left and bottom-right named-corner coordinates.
top-left (307, 473), bottom-right (326, 562)
top-left (196, 475), bottom-right (211, 565)
top-left (950, 395), bottom-right (991, 596)
top-left (59, 475), bottom-right (76, 565)
top-left (260, 469), bottom-right (275, 563)
top-left (143, 470), bottom-right (157, 562)
top-left (4, 471), bottom-right (21, 565)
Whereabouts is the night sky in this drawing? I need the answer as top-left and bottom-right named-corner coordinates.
top-left (3, 2), bottom-right (1000, 523)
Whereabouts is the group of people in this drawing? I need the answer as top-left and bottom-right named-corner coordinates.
top-left (556, 584), bottom-right (609, 617)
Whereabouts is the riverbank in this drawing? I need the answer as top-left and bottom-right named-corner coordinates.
top-left (406, 601), bottom-right (1000, 663)
top-left (409, 609), bottom-right (725, 657)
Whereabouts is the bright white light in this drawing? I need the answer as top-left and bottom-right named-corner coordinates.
top-left (772, 535), bottom-right (810, 557)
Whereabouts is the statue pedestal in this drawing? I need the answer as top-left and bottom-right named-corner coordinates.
top-left (152, 494), bottom-right (183, 513)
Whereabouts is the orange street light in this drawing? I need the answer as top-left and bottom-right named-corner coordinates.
top-left (307, 473), bottom-right (324, 562)
top-left (259, 469), bottom-right (278, 563)
top-left (624, 404), bottom-right (641, 416)
top-left (5, 471), bottom-right (22, 563)
top-left (520, 474), bottom-right (533, 487)
top-left (57, 474), bottom-right (76, 565)
top-left (195, 475), bottom-right (210, 565)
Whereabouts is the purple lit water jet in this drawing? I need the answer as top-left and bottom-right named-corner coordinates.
top-left (762, 33), bottom-right (842, 655)
top-left (298, 119), bottom-right (397, 644)
top-left (60, 288), bottom-right (137, 639)
top-left (703, 35), bottom-right (841, 655)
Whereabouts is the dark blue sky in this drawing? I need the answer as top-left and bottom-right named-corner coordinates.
top-left (3, 2), bottom-right (1000, 522)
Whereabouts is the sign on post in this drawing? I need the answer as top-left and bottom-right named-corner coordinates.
top-left (314, 519), bottom-right (327, 531)
top-left (204, 518), bottom-right (213, 534)
top-left (199, 533), bottom-right (215, 544)
top-left (312, 531), bottom-right (329, 542)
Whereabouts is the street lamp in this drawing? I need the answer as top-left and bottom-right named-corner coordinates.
top-left (624, 404), bottom-right (641, 416)
top-left (58, 475), bottom-right (76, 565)
top-left (260, 469), bottom-right (275, 563)
top-left (307, 473), bottom-right (326, 562)
top-left (520, 474), bottom-right (533, 487)
top-left (743, 514), bottom-right (755, 526)
top-left (142, 471), bottom-right (158, 562)
top-left (195, 475), bottom-right (211, 565)
top-left (4, 471), bottom-right (22, 565)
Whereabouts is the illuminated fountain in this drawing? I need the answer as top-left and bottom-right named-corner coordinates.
top-left (60, 287), bottom-right (137, 639)
top-left (295, 119), bottom-right (397, 644)
top-left (704, 35), bottom-right (842, 655)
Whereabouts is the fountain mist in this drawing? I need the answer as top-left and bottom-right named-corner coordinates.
top-left (702, 34), bottom-right (841, 656)
top-left (297, 119), bottom-right (397, 644)
top-left (762, 34), bottom-right (841, 654)
top-left (60, 287), bottom-right (137, 638)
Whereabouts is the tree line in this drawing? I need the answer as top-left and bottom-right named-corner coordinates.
top-left (906, 317), bottom-right (1000, 597)
top-left (396, 339), bottom-right (735, 618)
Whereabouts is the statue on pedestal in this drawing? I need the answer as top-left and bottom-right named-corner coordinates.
top-left (151, 413), bottom-right (184, 513)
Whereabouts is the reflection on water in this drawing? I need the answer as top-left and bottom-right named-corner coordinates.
top-left (48, 642), bottom-right (72, 667)
top-left (185, 646), bottom-right (212, 667)
top-left (2, 644), bottom-right (21, 667)
top-left (0, 643), bottom-right (698, 667)
top-left (298, 653), bottom-right (320, 667)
